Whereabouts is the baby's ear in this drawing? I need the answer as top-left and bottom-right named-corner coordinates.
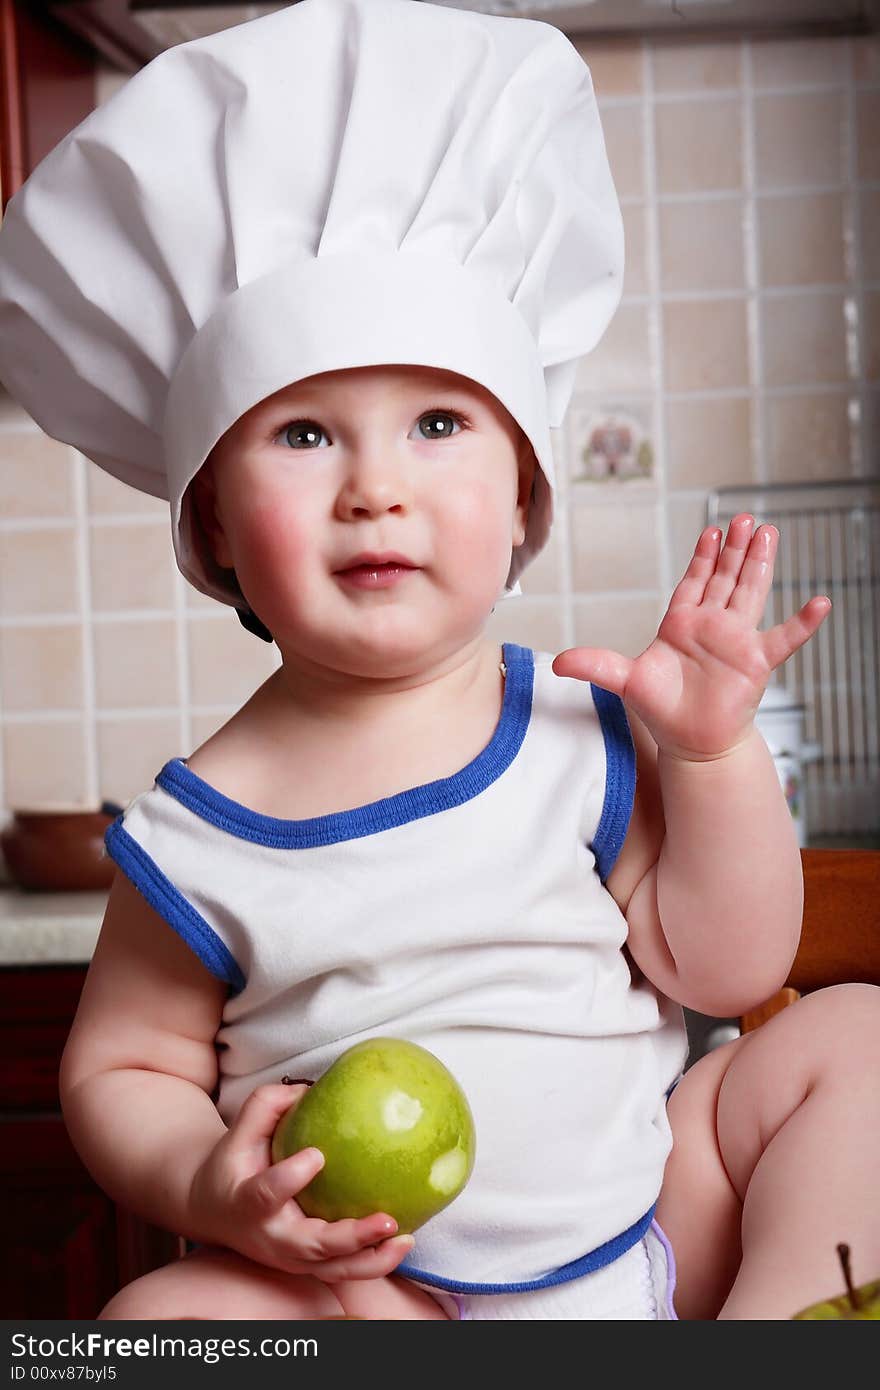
top-left (188, 459), bottom-right (234, 569)
top-left (519, 433), bottom-right (537, 491)
top-left (513, 438), bottom-right (538, 546)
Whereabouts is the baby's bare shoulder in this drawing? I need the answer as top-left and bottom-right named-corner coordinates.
top-left (185, 718), bottom-right (248, 788)
top-left (184, 687), bottom-right (288, 806)
top-left (184, 694), bottom-right (346, 819)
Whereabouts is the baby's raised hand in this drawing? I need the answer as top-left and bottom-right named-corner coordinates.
top-left (553, 514), bottom-right (831, 761)
top-left (187, 1082), bottom-right (414, 1279)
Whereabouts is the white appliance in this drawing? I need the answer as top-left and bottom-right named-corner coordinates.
top-left (754, 685), bottom-right (823, 848)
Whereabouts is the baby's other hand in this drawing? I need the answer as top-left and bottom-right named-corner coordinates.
top-left (187, 1082), bottom-right (414, 1279)
top-left (553, 514), bottom-right (831, 761)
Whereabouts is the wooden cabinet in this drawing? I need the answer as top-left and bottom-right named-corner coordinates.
top-left (0, 1113), bottom-right (119, 1319)
top-left (0, 965), bottom-right (119, 1317)
top-left (1, 962), bottom-right (184, 1316)
top-left (1, 0), bottom-right (96, 213)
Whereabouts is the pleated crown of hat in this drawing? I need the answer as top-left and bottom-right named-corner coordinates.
top-left (0, 0), bottom-right (623, 610)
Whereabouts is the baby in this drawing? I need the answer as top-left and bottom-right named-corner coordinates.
top-left (59, 359), bottom-right (878, 1322)
top-left (1, 0), bottom-right (877, 1322)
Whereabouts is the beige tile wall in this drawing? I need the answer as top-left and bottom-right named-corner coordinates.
top-left (0, 32), bottom-right (877, 818)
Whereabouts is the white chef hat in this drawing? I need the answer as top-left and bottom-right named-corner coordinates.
top-left (0, 0), bottom-right (623, 620)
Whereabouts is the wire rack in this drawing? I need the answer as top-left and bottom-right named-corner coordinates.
top-left (706, 478), bottom-right (880, 842)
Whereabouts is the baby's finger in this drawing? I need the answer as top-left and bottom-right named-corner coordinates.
top-left (295, 1211), bottom-right (401, 1262)
top-left (231, 1082), bottom-right (311, 1156)
top-left (552, 647), bottom-right (633, 698)
top-left (761, 595), bottom-right (832, 671)
top-left (667, 526), bottom-right (723, 610)
top-left (298, 1234), bottom-right (416, 1283)
top-left (726, 524), bottom-right (778, 626)
top-left (702, 514), bottom-right (755, 608)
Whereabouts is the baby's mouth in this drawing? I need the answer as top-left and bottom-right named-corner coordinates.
top-left (344, 562), bottom-right (412, 574)
top-left (335, 561), bottom-right (420, 588)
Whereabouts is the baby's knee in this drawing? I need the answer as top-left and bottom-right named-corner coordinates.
top-left (99, 1267), bottom-right (186, 1320)
top-left (784, 984), bottom-right (878, 1045)
top-left (809, 980), bottom-right (880, 1019)
top-left (720, 983), bottom-right (880, 1114)
top-left (98, 1249), bottom-right (342, 1321)
top-left (96, 1248), bottom-right (450, 1322)
top-left (790, 982), bottom-right (880, 1056)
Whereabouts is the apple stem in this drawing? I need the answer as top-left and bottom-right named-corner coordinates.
top-left (837, 1243), bottom-right (862, 1311)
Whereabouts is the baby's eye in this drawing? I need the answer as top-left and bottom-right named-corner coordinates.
top-left (274, 408), bottom-right (469, 450)
top-left (276, 420), bottom-right (328, 450)
top-left (413, 410), bottom-right (467, 441)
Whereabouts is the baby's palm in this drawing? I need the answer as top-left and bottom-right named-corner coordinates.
top-left (553, 515), bottom-right (831, 761)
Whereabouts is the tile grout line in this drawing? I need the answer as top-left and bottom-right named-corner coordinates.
top-left (742, 38), bottom-right (767, 489)
top-left (643, 37), bottom-right (672, 614)
top-left (617, 181), bottom-right (880, 204)
top-left (597, 78), bottom-right (874, 105)
top-left (553, 428), bottom-right (575, 650)
top-left (72, 449), bottom-right (100, 806)
top-left (842, 37), bottom-right (868, 477)
top-left (173, 565), bottom-right (193, 760)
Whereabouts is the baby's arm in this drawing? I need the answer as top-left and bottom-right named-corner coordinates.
top-left (60, 871), bottom-right (413, 1279)
top-left (554, 515), bottom-right (831, 1019)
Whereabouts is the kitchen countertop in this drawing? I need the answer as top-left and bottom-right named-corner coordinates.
top-left (0, 886), bottom-right (106, 966)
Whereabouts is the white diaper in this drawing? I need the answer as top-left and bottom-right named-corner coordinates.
top-left (415, 1220), bottom-right (678, 1321)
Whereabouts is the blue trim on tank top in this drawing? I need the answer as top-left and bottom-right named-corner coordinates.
top-left (104, 646), bottom-right (632, 996)
top-left (148, 645), bottom-right (632, 875)
top-left (153, 641), bottom-right (534, 849)
top-left (104, 818), bottom-right (246, 994)
top-left (589, 685), bottom-right (635, 883)
top-left (398, 1202), bottom-right (656, 1294)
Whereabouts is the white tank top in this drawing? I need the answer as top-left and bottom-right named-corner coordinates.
top-left (106, 643), bottom-right (688, 1292)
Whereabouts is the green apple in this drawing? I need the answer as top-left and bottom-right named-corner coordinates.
top-left (793, 1244), bottom-right (880, 1319)
top-left (271, 1037), bottom-right (476, 1234)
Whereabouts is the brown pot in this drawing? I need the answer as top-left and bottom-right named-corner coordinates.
top-left (0, 807), bottom-right (119, 892)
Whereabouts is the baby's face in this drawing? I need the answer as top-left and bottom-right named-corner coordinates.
top-left (195, 363), bottom-right (535, 676)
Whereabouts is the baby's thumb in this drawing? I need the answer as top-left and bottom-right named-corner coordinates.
top-left (552, 647), bottom-right (631, 697)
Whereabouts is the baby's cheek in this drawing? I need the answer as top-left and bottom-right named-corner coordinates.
top-left (441, 488), bottom-right (517, 582)
top-left (234, 501), bottom-right (312, 590)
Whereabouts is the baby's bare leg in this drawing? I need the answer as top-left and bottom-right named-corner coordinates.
top-left (99, 1246), bottom-right (451, 1321)
top-left (657, 983), bottom-right (880, 1320)
top-left (653, 1036), bottom-right (744, 1320)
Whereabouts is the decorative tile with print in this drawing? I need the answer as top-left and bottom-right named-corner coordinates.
top-left (569, 404), bottom-right (655, 485)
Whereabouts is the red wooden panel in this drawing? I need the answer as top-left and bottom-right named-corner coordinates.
top-left (0, 1115), bottom-right (118, 1317)
top-left (1, 966), bottom-right (87, 1110)
top-left (14, 1), bottom-right (95, 169)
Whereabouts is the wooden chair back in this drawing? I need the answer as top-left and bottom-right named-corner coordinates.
top-left (740, 848), bottom-right (880, 1032)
